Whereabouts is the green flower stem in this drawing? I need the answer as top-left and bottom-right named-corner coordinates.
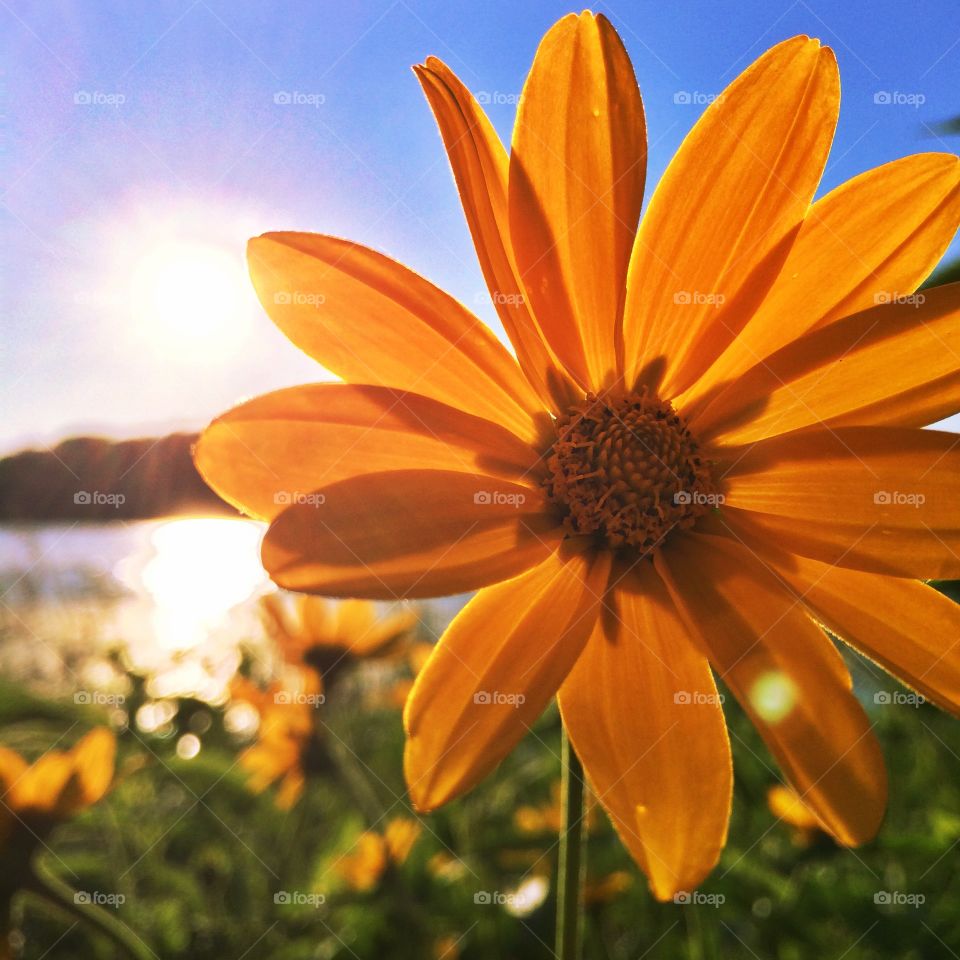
top-left (555, 725), bottom-right (586, 960)
top-left (24, 859), bottom-right (154, 960)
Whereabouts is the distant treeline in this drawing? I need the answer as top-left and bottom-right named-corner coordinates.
top-left (0, 434), bottom-right (232, 522)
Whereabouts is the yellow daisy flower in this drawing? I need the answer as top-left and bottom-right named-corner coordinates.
top-left (336, 816), bottom-right (421, 892)
top-left (230, 672), bottom-right (322, 809)
top-left (260, 592), bottom-right (415, 672)
top-left (0, 728), bottom-right (116, 851)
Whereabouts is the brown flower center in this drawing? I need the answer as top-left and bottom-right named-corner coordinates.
top-left (544, 390), bottom-right (717, 552)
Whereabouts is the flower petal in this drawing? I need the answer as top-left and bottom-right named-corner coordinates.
top-left (415, 57), bottom-right (576, 411)
top-left (333, 600), bottom-right (415, 657)
top-left (262, 469), bottom-right (561, 599)
top-left (0, 749), bottom-right (28, 795)
top-left (768, 784), bottom-right (823, 833)
top-left (14, 753), bottom-right (75, 814)
top-left (691, 282), bottom-right (960, 445)
top-left (720, 426), bottom-right (960, 579)
top-left (685, 153), bottom-right (960, 402)
top-left (558, 563), bottom-right (732, 901)
top-left (297, 596), bottom-right (332, 642)
top-left (509, 11), bottom-right (646, 391)
top-left (56, 728), bottom-right (116, 816)
top-left (195, 382), bottom-right (545, 520)
top-left (624, 37), bottom-right (839, 395)
top-left (247, 233), bottom-right (544, 444)
top-left (404, 547), bottom-right (609, 810)
top-left (657, 532), bottom-right (886, 846)
top-left (754, 545), bottom-right (960, 716)
top-left (275, 769), bottom-right (306, 810)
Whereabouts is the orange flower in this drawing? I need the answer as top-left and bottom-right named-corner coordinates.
top-left (383, 815), bottom-right (421, 863)
top-left (335, 816), bottom-right (421, 892)
top-left (231, 671), bottom-right (322, 808)
top-left (260, 592), bottom-right (415, 671)
top-left (0, 728), bottom-right (116, 853)
top-left (197, 13), bottom-right (960, 900)
top-left (768, 784), bottom-right (826, 845)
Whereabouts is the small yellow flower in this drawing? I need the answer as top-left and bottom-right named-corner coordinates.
top-left (261, 592), bottom-right (416, 672)
top-left (768, 784), bottom-right (827, 845)
top-left (231, 671), bottom-right (321, 809)
top-left (337, 832), bottom-right (387, 892)
top-left (384, 815), bottom-right (421, 863)
top-left (0, 728), bottom-right (116, 851)
top-left (336, 816), bottom-right (421, 892)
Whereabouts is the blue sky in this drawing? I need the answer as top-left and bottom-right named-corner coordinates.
top-left (2, 0), bottom-right (959, 452)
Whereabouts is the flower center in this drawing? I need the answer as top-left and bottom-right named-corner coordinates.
top-left (543, 390), bottom-right (717, 552)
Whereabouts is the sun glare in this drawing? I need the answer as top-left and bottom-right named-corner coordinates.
top-left (129, 240), bottom-right (251, 356)
top-left (87, 199), bottom-right (266, 365)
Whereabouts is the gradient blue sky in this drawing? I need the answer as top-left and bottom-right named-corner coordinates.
top-left (3, 0), bottom-right (959, 452)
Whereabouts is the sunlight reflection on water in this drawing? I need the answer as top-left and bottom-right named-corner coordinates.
top-left (0, 517), bottom-right (270, 704)
top-left (114, 517), bottom-right (269, 701)
top-left (119, 517), bottom-right (267, 652)
top-left (0, 517), bottom-right (468, 706)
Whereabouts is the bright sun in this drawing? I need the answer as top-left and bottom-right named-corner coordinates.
top-left (128, 239), bottom-right (252, 357)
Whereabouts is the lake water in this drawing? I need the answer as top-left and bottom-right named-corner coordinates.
top-left (0, 518), bottom-right (465, 706)
top-left (1, 518), bottom-right (273, 704)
